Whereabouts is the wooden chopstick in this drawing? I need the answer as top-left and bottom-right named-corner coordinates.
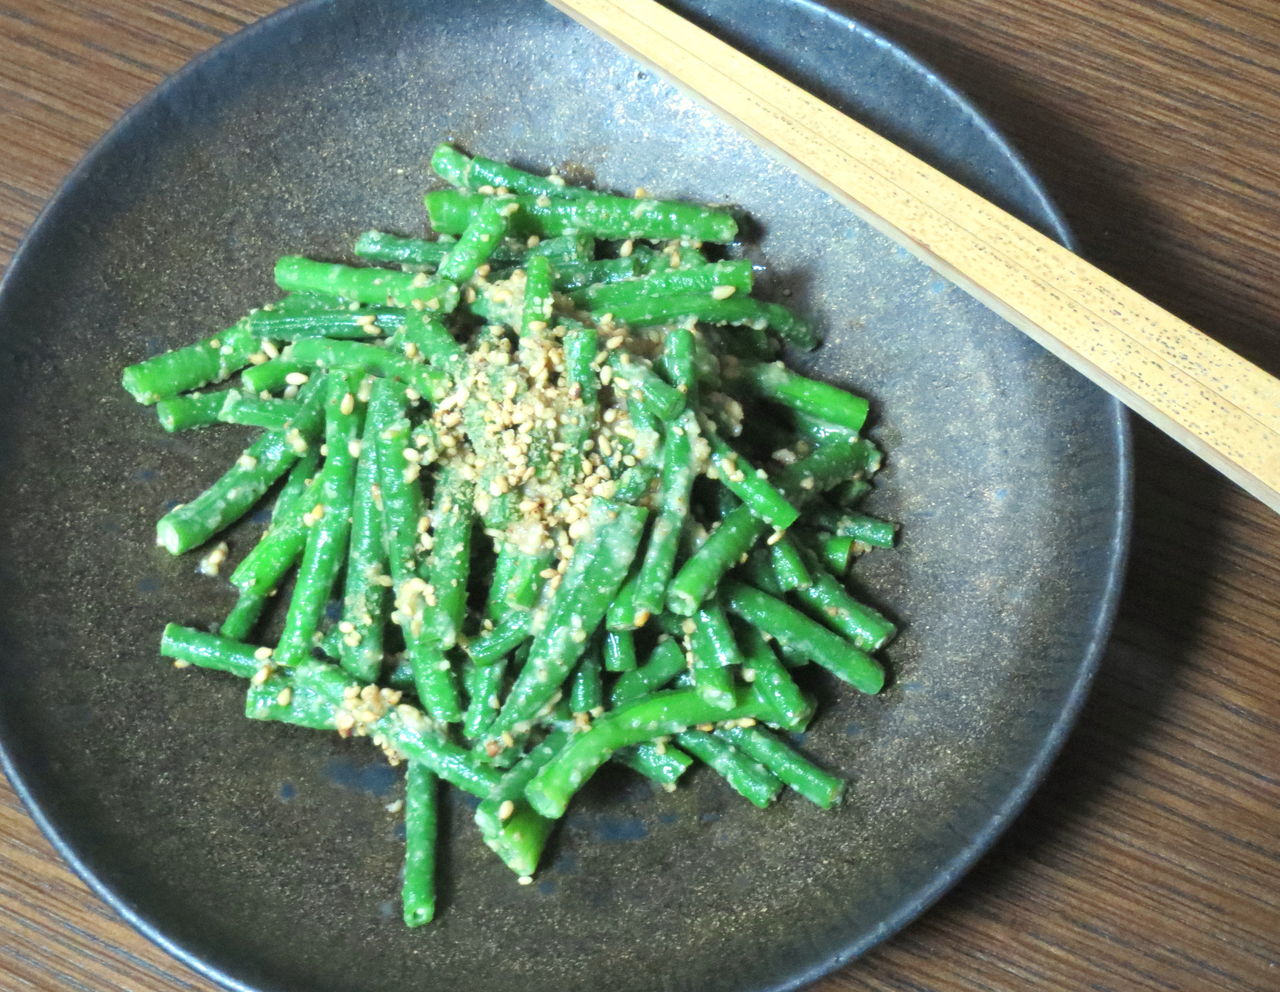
top-left (546, 0), bottom-right (1280, 512)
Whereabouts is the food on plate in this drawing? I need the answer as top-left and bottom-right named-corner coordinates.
top-left (124, 145), bottom-right (898, 925)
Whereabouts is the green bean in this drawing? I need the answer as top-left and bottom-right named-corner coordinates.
top-left (285, 338), bottom-right (450, 403)
top-left (219, 589), bottom-right (268, 642)
top-left (605, 568), bottom-right (646, 632)
top-left (551, 256), bottom-right (642, 292)
top-left (217, 391), bottom-right (305, 431)
top-left (159, 623), bottom-right (262, 679)
top-left (657, 325), bottom-right (698, 395)
top-left (155, 386), bottom-right (324, 555)
top-left (607, 352), bottom-right (685, 420)
top-left (613, 462), bottom-right (659, 503)
top-left (688, 604), bottom-right (741, 710)
top-left (355, 229), bottom-right (588, 268)
top-left (739, 362), bottom-right (868, 433)
top-left (424, 189), bottom-right (737, 244)
top-left (610, 638), bottom-right (687, 707)
top-left (520, 253), bottom-right (554, 340)
top-left (354, 230), bottom-right (455, 267)
top-left (337, 412), bottom-right (387, 682)
top-left (602, 630), bottom-right (637, 672)
top-left (245, 667), bottom-right (344, 731)
top-left (790, 558), bottom-right (897, 652)
top-left (569, 648), bottom-right (604, 715)
top-left (436, 197), bottom-right (509, 283)
top-left (594, 294), bottom-right (814, 347)
top-left (829, 478), bottom-right (873, 507)
top-left (223, 447), bottom-right (318, 592)
top-left (376, 705), bottom-right (503, 798)
top-left (224, 664), bottom-right (500, 798)
top-left (274, 256), bottom-right (460, 312)
top-left (524, 686), bottom-right (764, 818)
top-left (422, 466), bottom-right (474, 649)
top-left (737, 626), bottom-right (811, 731)
top-left (501, 547), bottom-right (555, 614)
top-left (246, 309), bottom-right (404, 340)
top-left (626, 410), bottom-right (700, 624)
top-left (239, 355), bottom-right (306, 395)
top-left (572, 260), bottom-right (753, 310)
top-left (674, 729), bottom-right (781, 808)
top-left (155, 391), bottom-right (225, 432)
top-left (461, 656), bottom-right (504, 743)
top-left (396, 310), bottom-right (465, 371)
top-left (228, 467), bottom-right (322, 597)
top-left (466, 610), bottom-right (533, 666)
top-left (474, 730), bottom-right (569, 877)
top-left (739, 548), bottom-right (786, 596)
top-left (401, 763), bottom-right (438, 926)
top-left (559, 322), bottom-right (600, 455)
top-left (819, 534), bottom-right (858, 574)
top-left (806, 509), bottom-right (897, 549)
top-left (122, 319), bottom-right (259, 404)
top-left (717, 725), bottom-right (845, 809)
top-left (561, 322), bottom-right (599, 402)
top-left (703, 425), bottom-right (798, 528)
top-left (369, 378), bottom-right (460, 723)
top-left (264, 292), bottom-right (346, 314)
top-left (432, 144), bottom-right (591, 201)
top-left (767, 534), bottom-right (811, 590)
top-left (722, 581), bottom-right (884, 693)
top-left (492, 498), bottom-right (648, 737)
top-left (666, 435), bottom-right (876, 614)
top-left (663, 504), bottom-right (760, 616)
top-left (253, 661), bottom-right (499, 794)
top-left (613, 742), bottom-right (691, 786)
top-left (275, 373), bottom-right (361, 666)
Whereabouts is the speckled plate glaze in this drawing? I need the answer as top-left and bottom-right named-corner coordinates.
top-left (0, 1), bottom-right (1129, 990)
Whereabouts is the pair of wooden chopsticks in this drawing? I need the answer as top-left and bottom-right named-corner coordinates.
top-left (547, 0), bottom-right (1280, 513)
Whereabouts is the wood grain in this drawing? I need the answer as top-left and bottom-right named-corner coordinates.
top-left (1, 2), bottom-right (1277, 991)
top-left (550, 0), bottom-right (1280, 512)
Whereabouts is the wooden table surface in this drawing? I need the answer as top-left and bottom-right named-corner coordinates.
top-left (1, 1), bottom-right (1276, 990)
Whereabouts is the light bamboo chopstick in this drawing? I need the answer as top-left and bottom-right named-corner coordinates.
top-left (546, 0), bottom-right (1280, 513)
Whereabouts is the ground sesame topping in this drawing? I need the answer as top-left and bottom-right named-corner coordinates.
top-left (197, 541), bottom-right (229, 577)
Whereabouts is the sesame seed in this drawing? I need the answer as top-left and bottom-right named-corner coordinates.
top-left (711, 284), bottom-right (737, 300)
top-left (285, 371), bottom-right (310, 386)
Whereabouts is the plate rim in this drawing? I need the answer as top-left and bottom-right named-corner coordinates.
top-left (0, 1), bottom-right (1133, 990)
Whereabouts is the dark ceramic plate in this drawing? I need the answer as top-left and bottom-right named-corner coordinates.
top-left (0, 1), bottom-right (1129, 990)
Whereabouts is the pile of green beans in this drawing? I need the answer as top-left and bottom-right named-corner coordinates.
top-left (127, 145), bottom-right (899, 927)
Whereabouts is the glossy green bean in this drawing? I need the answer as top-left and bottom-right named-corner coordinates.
top-left (401, 763), bottom-right (438, 926)
top-left (602, 630), bottom-right (637, 672)
top-left (722, 580), bottom-right (884, 693)
top-left (425, 189), bottom-right (737, 243)
top-left (717, 725), bottom-right (845, 808)
top-left (524, 686), bottom-right (764, 818)
top-left (274, 256), bottom-right (460, 312)
top-left (337, 410), bottom-right (387, 682)
top-left (122, 319), bottom-right (259, 404)
top-left (155, 386), bottom-right (324, 555)
top-left (492, 499), bottom-right (648, 737)
top-left (275, 373), bottom-right (361, 666)
top-left (159, 623), bottom-right (261, 679)
top-left (673, 729), bottom-right (781, 808)
top-left (155, 391), bottom-right (224, 432)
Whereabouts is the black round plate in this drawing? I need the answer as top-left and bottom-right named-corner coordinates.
top-left (0, 2), bottom-right (1129, 991)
